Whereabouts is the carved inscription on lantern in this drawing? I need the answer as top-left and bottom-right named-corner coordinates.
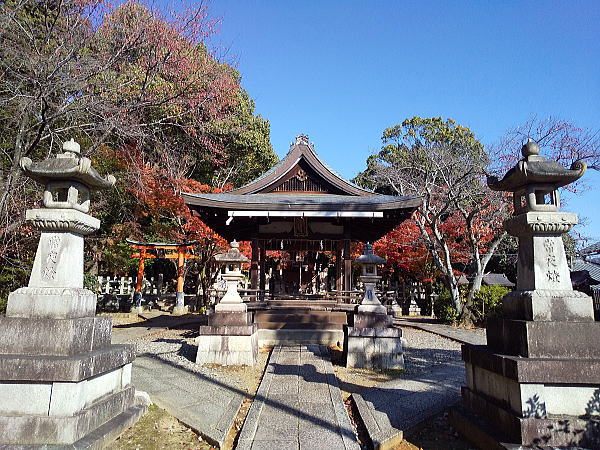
top-left (544, 238), bottom-right (560, 283)
top-left (43, 235), bottom-right (61, 280)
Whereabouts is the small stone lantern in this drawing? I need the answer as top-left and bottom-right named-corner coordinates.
top-left (355, 243), bottom-right (387, 314)
top-left (196, 240), bottom-right (257, 365)
top-left (346, 243), bottom-right (403, 369)
top-left (213, 240), bottom-right (250, 312)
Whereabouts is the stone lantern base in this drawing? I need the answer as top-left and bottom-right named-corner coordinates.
top-left (196, 311), bottom-right (258, 366)
top-left (450, 290), bottom-right (600, 448)
top-left (0, 287), bottom-right (146, 446)
top-left (345, 312), bottom-right (404, 369)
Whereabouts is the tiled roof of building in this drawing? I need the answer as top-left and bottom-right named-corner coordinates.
top-left (579, 242), bottom-right (600, 257)
top-left (457, 273), bottom-right (514, 287)
top-left (572, 258), bottom-right (600, 283)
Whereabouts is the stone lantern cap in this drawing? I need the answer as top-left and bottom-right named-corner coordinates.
top-left (19, 139), bottom-right (116, 190)
top-left (487, 140), bottom-right (586, 192)
top-left (354, 243), bottom-right (386, 265)
top-left (214, 240), bottom-right (250, 264)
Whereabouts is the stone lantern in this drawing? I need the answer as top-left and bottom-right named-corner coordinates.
top-left (355, 242), bottom-right (387, 314)
top-left (491, 140), bottom-right (586, 292)
top-left (0, 140), bottom-right (145, 447)
top-left (214, 240), bottom-right (250, 311)
top-left (20, 138), bottom-right (116, 289)
top-left (196, 240), bottom-right (258, 365)
top-left (346, 243), bottom-right (404, 369)
top-left (451, 140), bottom-right (600, 448)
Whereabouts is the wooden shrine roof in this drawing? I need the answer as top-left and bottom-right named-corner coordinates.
top-left (182, 135), bottom-right (420, 242)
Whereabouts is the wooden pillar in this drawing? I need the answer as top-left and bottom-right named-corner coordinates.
top-left (175, 247), bottom-right (185, 308)
top-left (335, 241), bottom-right (343, 294)
top-left (259, 245), bottom-right (266, 298)
top-left (343, 239), bottom-right (351, 292)
top-left (251, 239), bottom-right (259, 290)
top-left (135, 250), bottom-right (145, 293)
top-left (134, 248), bottom-right (146, 307)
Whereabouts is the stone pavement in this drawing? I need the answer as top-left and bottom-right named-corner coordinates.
top-left (354, 358), bottom-right (465, 449)
top-left (237, 345), bottom-right (360, 450)
top-left (132, 355), bottom-right (244, 448)
top-left (393, 317), bottom-right (487, 345)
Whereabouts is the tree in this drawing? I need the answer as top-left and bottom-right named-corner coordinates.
top-left (0, 0), bottom-right (277, 305)
top-left (355, 117), bottom-right (510, 325)
top-left (490, 116), bottom-right (600, 181)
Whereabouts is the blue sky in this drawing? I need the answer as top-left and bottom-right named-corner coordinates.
top-left (201, 1), bottom-right (599, 242)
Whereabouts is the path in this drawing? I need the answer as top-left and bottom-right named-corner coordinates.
top-left (393, 317), bottom-right (487, 345)
top-left (237, 345), bottom-right (360, 450)
top-left (132, 355), bottom-right (245, 448)
top-left (353, 325), bottom-right (469, 448)
top-left (353, 359), bottom-right (464, 448)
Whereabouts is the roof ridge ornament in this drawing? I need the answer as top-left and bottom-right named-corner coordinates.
top-left (291, 134), bottom-right (314, 150)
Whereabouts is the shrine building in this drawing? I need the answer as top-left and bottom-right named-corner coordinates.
top-left (183, 134), bottom-right (420, 301)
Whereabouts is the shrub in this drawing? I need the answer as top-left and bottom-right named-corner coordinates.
top-left (433, 285), bottom-right (459, 323)
top-left (473, 284), bottom-right (510, 323)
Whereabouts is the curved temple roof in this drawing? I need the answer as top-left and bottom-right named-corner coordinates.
top-left (228, 134), bottom-right (373, 196)
top-left (182, 135), bottom-right (420, 242)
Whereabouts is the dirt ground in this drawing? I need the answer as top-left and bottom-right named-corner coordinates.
top-left (112, 405), bottom-right (215, 450)
top-left (395, 411), bottom-right (474, 450)
top-left (99, 312), bottom-right (145, 326)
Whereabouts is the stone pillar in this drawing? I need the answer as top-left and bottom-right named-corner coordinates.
top-left (196, 241), bottom-right (258, 366)
top-left (0, 140), bottom-right (145, 447)
top-left (346, 244), bottom-right (403, 369)
top-left (450, 141), bottom-right (600, 448)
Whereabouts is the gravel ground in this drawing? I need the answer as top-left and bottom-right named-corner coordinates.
top-left (118, 327), bottom-right (269, 394)
top-left (401, 327), bottom-right (463, 374)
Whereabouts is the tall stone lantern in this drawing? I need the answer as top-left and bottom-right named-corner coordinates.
top-left (346, 243), bottom-right (404, 369)
top-left (450, 141), bottom-right (600, 448)
top-left (0, 140), bottom-right (145, 446)
top-left (196, 240), bottom-right (258, 365)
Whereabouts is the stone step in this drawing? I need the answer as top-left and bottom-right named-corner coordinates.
top-left (256, 321), bottom-right (345, 330)
top-left (257, 329), bottom-right (344, 347)
top-left (254, 311), bottom-right (347, 323)
top-left (266, 300), bottom-right (338, 308)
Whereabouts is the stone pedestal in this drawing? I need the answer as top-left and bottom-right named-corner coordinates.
top-left (196, 311), bottom-right (258, 366)
top-left (403, 294), bottom-right (421, 316)
top-left (452, 289), bottom-right (600, 448)
top-left (453, 218), bottom-right (600, 446)
top-left (172, 292), bottom-right (188, 315)
top-left (0, 251), bottom-right (145, 447)
top-left (346, 312), bottom-right (404, 369)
